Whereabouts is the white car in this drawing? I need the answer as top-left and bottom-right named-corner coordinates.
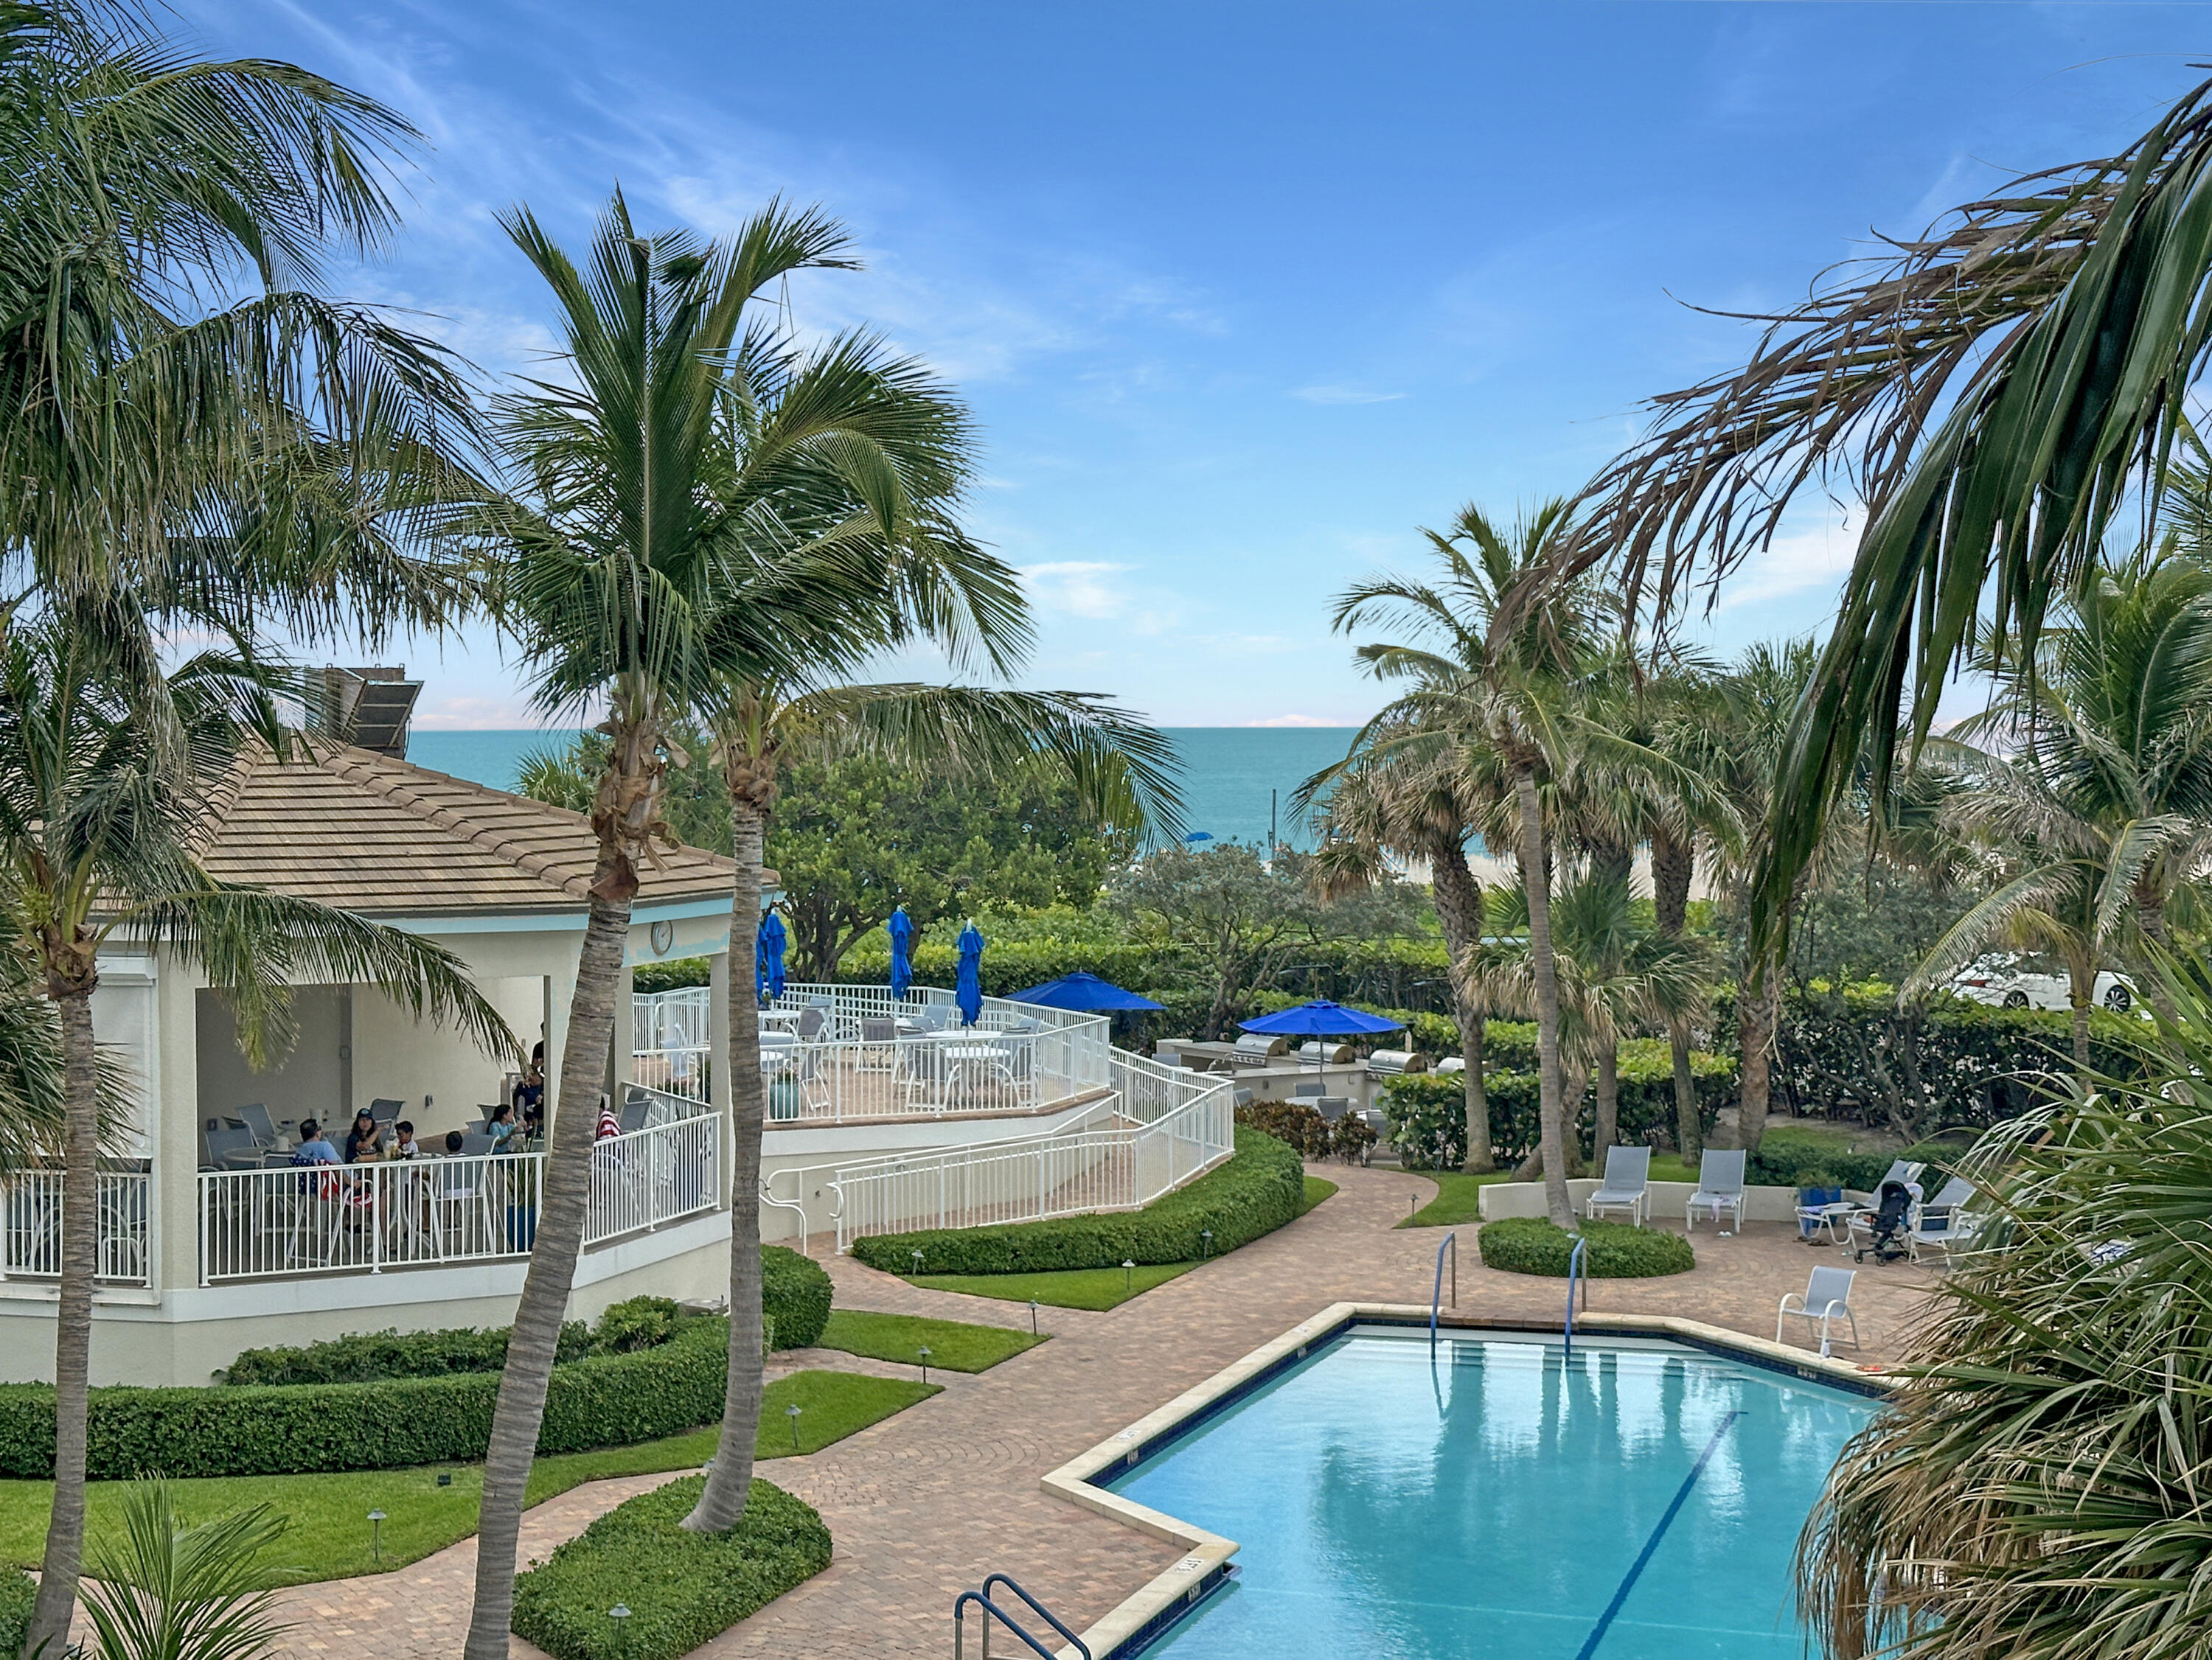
top-left (1949, 953), bottom-right (2136, 1014)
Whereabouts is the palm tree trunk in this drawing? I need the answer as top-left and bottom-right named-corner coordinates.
top-left (1729, 952), bottom-right (1779, 1155)
top-left (1651, 828), bottom-right (1701, 1161)
top-left (1428, 844), bottom-right (1493, 1173)
top-left (462, 879), bottom-right (632, 1660)
top-left (1513, 763), bottom-right (1573, 1227)
top-left (684, 801), bottom-right (768, 1532)
top-left (2068, 952), bottom-right (2095, 1074)
top-left (1594, 1043), bottom-right (1620, 1155)
top-left (25, 978), bottom-right (97, 1660)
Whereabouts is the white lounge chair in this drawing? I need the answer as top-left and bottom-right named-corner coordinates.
top-left (1907, 1177), bottom-right (1981, 1264)
top-left (1778, 1264), bottom-right (1860, 1357)
top-left (1584, 1145), bottom-right (1652, 1226)
top-left (1686, 1149), bottom-right (1747, 1233)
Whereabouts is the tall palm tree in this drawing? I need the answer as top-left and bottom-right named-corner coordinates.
top-left (1568, 76), bottom-right (2212, 959)
top-left (0, 602), bottom-right (511, 1656)
top-left (667, 323), bottom-right (1180, 1532)
top-left (459, 193), bottom-right (879, 1656)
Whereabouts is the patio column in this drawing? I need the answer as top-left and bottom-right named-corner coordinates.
top-left (709, 949), bottom-right (733, 1209)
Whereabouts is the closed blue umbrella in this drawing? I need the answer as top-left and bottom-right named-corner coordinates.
top-left (955, 921), bottom-right (985, 1027)
top-left (886, 907), bottom-right (914, 1001)
top-left (756, 910), bottom-right (787, 1002)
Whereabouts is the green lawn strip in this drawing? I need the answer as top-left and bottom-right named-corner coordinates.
top-left (914, 1260), bottom-right (1196, 1311)
top-left (0, 1370), bottom-right (931, 1586)
top-left (1399, 1156), bottom-right (1709, 1229)
top-left (816, 1309), bottom-right (1043, 1373)
top-left (1300, 1176), bottom-right (1338, 1214)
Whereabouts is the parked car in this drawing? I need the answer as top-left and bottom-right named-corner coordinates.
top-left (1949, 952), bottom-right (2136, 1014)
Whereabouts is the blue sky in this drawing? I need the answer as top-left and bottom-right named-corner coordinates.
top-left (196, 0), bottom-right (2211, 728)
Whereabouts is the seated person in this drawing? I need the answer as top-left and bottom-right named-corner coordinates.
top-left (485, 1101), bottom-right (520, 1150)
top-left (290, 1119), bottom-right (339, 1166)
top-left (343, 1108), bottom-right (385, 1164)
top-left (443, 1129), bottom-right (465, 1156)
top-left (389, 1120), bottom-right (423, 1160)
top-left (595, 1100), bottom-right (622, 1142)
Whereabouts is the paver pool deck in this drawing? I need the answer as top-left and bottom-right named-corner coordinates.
top-left (262, 1162), bottom-right (1941, 1657)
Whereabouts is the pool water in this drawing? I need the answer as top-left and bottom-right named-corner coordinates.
top-left (1106, 1328), bottom-right (1875, 1660)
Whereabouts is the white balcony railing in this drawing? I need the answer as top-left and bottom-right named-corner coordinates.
top-left (0, 1170), bottom-right (152, 1287)
top-left (196, 1110), bottom-right (721, 1284)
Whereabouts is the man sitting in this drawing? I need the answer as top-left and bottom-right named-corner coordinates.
top-left (290, 1120), bottom-right (338, 1165)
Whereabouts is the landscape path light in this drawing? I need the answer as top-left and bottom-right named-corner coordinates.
top-left (367, 1509), bottom-right (386, 1563)
top-left (787, 1401), bottom-right (803, 1450)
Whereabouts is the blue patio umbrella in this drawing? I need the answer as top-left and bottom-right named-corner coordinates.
top-left (886, 906), bottom-right (914, 1001)
top-left (1238, 1000), bottom-right (1405, 1037)
top-left (1009, 972), bottom-right (1164, 1014)
top-left (756, 910), bottom-right (787, 1002)
top-left (955, 921), bottom-right (985, 1027)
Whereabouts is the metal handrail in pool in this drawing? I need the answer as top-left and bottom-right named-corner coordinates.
top-left (1564, 1234), bottom-right (1589, 1358)
top-left (981, 1574), bottom-right (1091, 1660)
top-left (953, 1583), bottom-right (1086, 1660)
top-left (1428, 1230), bottom-right (1457, 1347)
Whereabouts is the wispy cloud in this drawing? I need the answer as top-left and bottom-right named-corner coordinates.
top-left (1293, 384), bottom-right (1405, 405)
top-left (1240, 712), bottom-right (1349, 728)
top-left (1021, 561), bottom-right (1133, 620)
top-left (1717, 514), bottom-right (1860, 610)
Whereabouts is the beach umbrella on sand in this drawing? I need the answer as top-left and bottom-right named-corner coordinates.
top-left (1009, 972), bottom-right (1164, 1014)
top-left (956, 921), bottom-right (985, 1027)
top-left (887, 907), bottom-right (914, 1001)
top-left (756, 910), bottom-right (787, 1002)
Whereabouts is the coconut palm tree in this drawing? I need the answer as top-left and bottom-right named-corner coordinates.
top-left (0, 601), bottom-right (511, 1656)
top-left (459, 193), bottom-right (901, 1655)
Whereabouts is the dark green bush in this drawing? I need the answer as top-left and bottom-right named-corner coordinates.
top-left (1385, 1047), bottom-right (1736, 1170)
top-left (1477, 1218), bottom-right (1694, 1278)
top-left (850, 1129), bottom-right (1304, 1275)
top-left (0, 1568), bottom-right (29, 1656)
top-left (1237, 1100), bottom-right (1331, 1157)
top-left (222, 1320), bottom-right (591, 1387)
top-left (633, 957), bottom-right (712, 994)
top-left (761, 1244), bottom-right (832, 1350)
top-left (0, 1318), bottom-right (730, 1480)
top-left (591, 1296), bottom-right (680, 1354)
top-left (512, 1475), bottom-right (831, 1660)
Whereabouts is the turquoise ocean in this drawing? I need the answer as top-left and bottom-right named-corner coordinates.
top-left (407, 727), bottom-right (1360, 851)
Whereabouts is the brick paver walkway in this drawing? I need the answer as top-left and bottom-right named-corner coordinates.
top-left (260, 1164), bottom-right (1938, 1658)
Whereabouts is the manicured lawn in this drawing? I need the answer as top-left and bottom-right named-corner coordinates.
top-left (0, 1369), bottom-right (932, 1587)
top-left (914, 1260), bottom-right (1197, 1311)
top-left (1399, 1156), bottom-right (1707, 1228)
top-left (1301, 1175), bottom-right (1338, 1213)
top-left (817, 1309), bottom-right (1045, 1373)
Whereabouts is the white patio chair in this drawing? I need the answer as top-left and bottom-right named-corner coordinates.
top-left (1907, 1177), bottom-right (1981, 1265)
top-left (1778, 1264), bottom-right (1860, 1357)
top-left (1583, 1145), bottom-right (1652, 1226)
top-left (1686, 1148), bottom-right (1747, 1233)
top-left (856, 1017), bottom-right (900, 1075)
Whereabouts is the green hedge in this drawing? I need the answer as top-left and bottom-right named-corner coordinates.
top-left (1478, 1218), bottom-right (1694, 1278)
top-left (512, 1475), bottom-right (832, 1660)
top-left (0, 1569), bottom-right (29, 1656)
top-left (761, 1245), bottom-right (832, 1350)
top-left (1747, 1129), bottom-right (1966, 1194)
top-left (1383, 1046), bottom-right (1735, 1170)
top-left (224, 1319), bottom-right (596, 1387)
top-left (850, 1128), bottom-right (1305, 1275)
top-left (0, 1317), bottom-right (731, 1481)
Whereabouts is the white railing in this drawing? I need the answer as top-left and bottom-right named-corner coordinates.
top-left (634, 986), bottom-right (714, 1103)
top-left (762, 1048), bottom-right (1232, 1254)
top-left (0, 1171), bottom-right (152, 1287)
top-left (197, 1111), bottom-right (721, 1283)
top-left (633, 1045), bottom-right (711, 1101)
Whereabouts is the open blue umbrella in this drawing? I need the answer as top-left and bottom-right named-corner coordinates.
top-left (886, 906), bottom-right (914, 1001)
top-left (1239, 1000), bottom-right (1405, 1037)
top-left (756, 910), bottom-right (787, 1002)
top-left (955, 921), bottom-right (985, 1026)
top-left (1009, 972), bottom-right (1164, 1014)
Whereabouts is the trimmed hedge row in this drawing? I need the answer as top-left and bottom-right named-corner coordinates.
top-left (0, 1569), bottom-right (28, 1656)
top-left (761, 1244), bottom-right (832, 1350)
top-left (1747, 1130), bottom-right (1964, 1195)
top-left (850, 1128), bottom-right (1306, 1275)
top-left (1478, 1218), bottom-right (1694, 1278)
top-left (0, 1317), bottom-right (731, 1481)
top-left (1383, 1047), bottom-right (1736, 1170)
top-left (512, 1475), bottom-right (832, 1660)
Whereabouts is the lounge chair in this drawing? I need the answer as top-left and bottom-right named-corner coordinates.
top-left (368, 1097), bottom-right (404, 1129)
top-left (796, 1006), bottom-right (827, 1042)
top-left (1907, 1177), bottom-right (1981, 1264)
top-left (856, 1017), bottom-right (900, 1075)
top-left (1686, 1149), bottom-right (1747, 1233)
top-left (227, 1103), bottom-right (279, 1152)
top-left (1778, 1264), bottom-right (1860, 1357)
top-left (1583, 1145), bottom-right (1652, 1226)
top-left (202, 1125), bottom-right (262, 1172)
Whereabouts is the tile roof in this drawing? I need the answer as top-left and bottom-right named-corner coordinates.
top-left (196, 741), bottom-right (742, 917)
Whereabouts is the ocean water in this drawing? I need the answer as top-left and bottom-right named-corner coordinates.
top-left (1110, 1328), bottom-right (1874, 1660)
top-left (406, 726), bottom-right (1360, 851)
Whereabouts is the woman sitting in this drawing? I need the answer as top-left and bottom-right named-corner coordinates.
top-left (486, 1101), bottom-right (521, 1151)
top-left (343, 1109), bottom-right (386, 1164)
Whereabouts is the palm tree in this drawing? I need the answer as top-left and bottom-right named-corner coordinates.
top-left (664, 318), bottom-right (1180, 1533)
top-left (0, 603), bottom-right (511, 1656)
top-left (1902, 543), bottom-right (2212, 1064)
top-left (1569, 76), bottom-right (2212, 959)
top-left (459, 193), bottom-right (886, 1655)
top-left (81, 1482), bottom-right (293, 1660)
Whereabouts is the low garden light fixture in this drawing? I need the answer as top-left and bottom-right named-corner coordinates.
top-left (609, 1603), bottom-right (631, 1651)
top-left (1123, 1258), bottom-right (1135, 1296)
top-left (367, 1508), bottom-right (386, 1562)
top-left (918, 1345), bottom-right (932, 1386)
top-left (910, 1248), bottom-right (925, 1277)
top-left (1029, 1298), bottom-right (1040, 1335)
top-left (1200, 1229), bottom-right (1214, 1261)
top-left (786, 1402), bottom-right (802, 1450)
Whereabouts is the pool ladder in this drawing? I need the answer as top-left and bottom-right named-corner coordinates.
top-left (953, 1572), bottom-right (1091, 1660)
top-left (1563, 1235), bottom-right (1590, 1359)
top-left (1428, 1230), bottom-right (1457, 1347)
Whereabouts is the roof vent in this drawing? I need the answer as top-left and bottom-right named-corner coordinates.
top-left (310, 666), bottom-right (422, 758)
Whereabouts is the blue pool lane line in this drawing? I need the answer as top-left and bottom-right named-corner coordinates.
top-left (1572, 1409), bottom-right (1745, 1660)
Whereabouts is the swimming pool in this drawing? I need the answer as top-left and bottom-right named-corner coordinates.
top-left (1104, 1327), bottom-right (1876, 1660)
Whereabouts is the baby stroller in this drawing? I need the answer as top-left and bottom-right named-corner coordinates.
top-left (1851, 1179), bottom-right (1917, 1264)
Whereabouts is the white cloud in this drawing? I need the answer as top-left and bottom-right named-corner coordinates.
top-left (1294, 384), bottom-right (1406, 405)
top-left (1020, 561), bottom-right (1133, 620)
top-left (414, 692), bottom-right (538, 730)
top-left (1717, 515), bottom-right (1861, 610)
top-left (1241, 713), bottom-right (1346, 728)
